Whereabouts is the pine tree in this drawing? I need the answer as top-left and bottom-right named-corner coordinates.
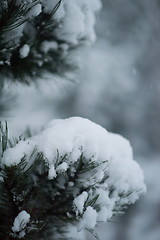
top-left (0, 1), bottom-right (146, 240)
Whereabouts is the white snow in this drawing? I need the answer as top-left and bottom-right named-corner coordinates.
top-left (2, 117), bottom-right (146, 230)
top-left (54, 0), bottom-right (102, 45)
top-left (97, 206), bottom-right (113, 222)
top-left (40, 41), bottom-right (58, 53)
top-left (1, 140), bottom-right (35, 166)
top-left (19, 44), bottom-right (30, 59)
top-left (12, 210), bottom-right (30, 237)
top-left (48, 164), bottom-right (57, 179)
top-left (106, 132), bottom-right (146, 203)
top-left (34, 117), bottom-right (111, 171)
top-left (74, 191), bottom-right (88, 214)
top-left (56, 162), bottom-right (69, 173)
top-left (27, 3), bottom-right (42, 18)
top-left (79, 206), bottom-right (98, 230)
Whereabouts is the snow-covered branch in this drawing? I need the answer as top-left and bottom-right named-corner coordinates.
top-left (0, 0), bottom-right (101, 82)
top-left (0, 117), bottom-right (146, 239)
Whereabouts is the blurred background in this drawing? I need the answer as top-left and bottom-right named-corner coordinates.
top-left (1, 0), bottom-right (160, 239)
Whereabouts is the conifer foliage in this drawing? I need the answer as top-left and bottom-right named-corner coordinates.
top-left (0, 0), bottom-right (100, 82)
top-left (0, 118), bottom-right (146, 240)
top-left (0, 1), bottom-right (146, 240)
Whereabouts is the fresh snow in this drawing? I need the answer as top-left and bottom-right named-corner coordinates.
top-left (79, 206), bottom-right (98, 230)
top-left (56, 162), bottom-right (69, 173)
top-left (40, 41), bottom-right (58, 53)
top-left (54, 0), bottom-right (102, 45)
top-left (1, 117), bottom-right (146, 230)
top-left (1, 140), bottom-right (35, 166)
top-left (27, 3), bottom-right (42, 18)
top-left (19, 44), bottom-right (30, 59)
top-left (74, 191), bottom-right (88, 214)
top-left (48, 164), bottom-right (57, 179)
top-left (12, 210), bottom-right (30, 238)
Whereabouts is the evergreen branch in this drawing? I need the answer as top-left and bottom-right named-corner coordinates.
top-left (0, 0), bottom-right (79, 83)
top-left (0, 121), bottom-right (145, 239)
top-left (0, 0), bottom-right (41, 32)
top-left (85, 194), bottom-right (100, 208)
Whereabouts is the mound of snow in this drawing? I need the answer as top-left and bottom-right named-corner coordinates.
top-left (2, 117), bottom-right (146, 230)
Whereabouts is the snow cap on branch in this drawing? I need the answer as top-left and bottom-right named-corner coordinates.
top-left (1, 117), bottom-right (146, 231)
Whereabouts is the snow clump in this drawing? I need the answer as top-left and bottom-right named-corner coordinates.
top-left (1, 117), bottom-right (146, 231)
top-left (52, 0), bottom-right (102, 45)
top-left (19, 44), bottom-right (30, 59)
top-left (11, 210), bottom-right (30, 238)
